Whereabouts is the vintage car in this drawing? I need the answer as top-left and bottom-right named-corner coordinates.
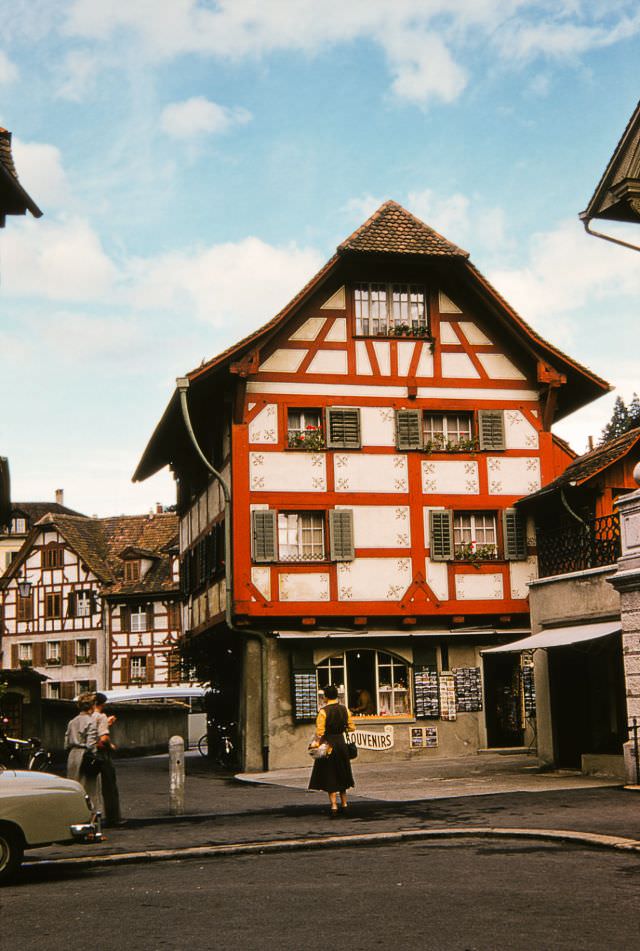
top-left (0, 767), bottom-right (101, 882)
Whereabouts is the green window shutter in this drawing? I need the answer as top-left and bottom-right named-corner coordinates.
top-left (251, 510), bottom-right (277, 563)
top-left (395, 409), bottom-right (423, 450)
top-left (503, 509), bottom-right (527, 560)
top-left (329, 509), bottom-right (355, 561)
top-left (326, 408), bottom-right (361, 449)
top-left (429, 510), bottom-right (453, 561)
top-left (478, 410), bottom-right (505, 450)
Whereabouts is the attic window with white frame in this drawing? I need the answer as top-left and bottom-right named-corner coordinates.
top-left (130, 607), bottom-right (147, 633)
top-left (354, 283), bottom-right (429, 337)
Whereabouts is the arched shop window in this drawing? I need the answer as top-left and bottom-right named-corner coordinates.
top-left (316, 650), bottom-right (411, 718)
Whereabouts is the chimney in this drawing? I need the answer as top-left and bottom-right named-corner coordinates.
top-left (588, 436), bottom-right (594, 451)
top-left (55, 488), bottom-right (64, 506)
top-left (156, 503), bottom-right (163, 514)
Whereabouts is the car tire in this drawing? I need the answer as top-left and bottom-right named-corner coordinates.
top-left (0, 824), bottom-right (24, 884)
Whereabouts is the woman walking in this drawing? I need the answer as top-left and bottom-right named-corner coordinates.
top-left (64, 692), bottom-right (99, 802)
top-left (309, 684), bottom-right (355, 817)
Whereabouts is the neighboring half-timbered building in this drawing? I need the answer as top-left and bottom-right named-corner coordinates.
top-left (134, 201), bottom-right (610, 770)
top-left (0, 511), bottom-right (184, 698)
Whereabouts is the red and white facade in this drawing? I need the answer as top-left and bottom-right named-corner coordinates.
top-left (136, 202), bottom-right (609, 769)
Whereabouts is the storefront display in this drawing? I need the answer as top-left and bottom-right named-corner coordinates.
top-left (453, 667), bottom-right (483, 712)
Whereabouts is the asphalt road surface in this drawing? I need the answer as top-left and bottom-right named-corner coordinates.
top-left (1, 838), bottom-right (638, 951)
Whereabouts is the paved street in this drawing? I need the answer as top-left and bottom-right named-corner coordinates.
top-left (3, 837), bottom-right (639, 951)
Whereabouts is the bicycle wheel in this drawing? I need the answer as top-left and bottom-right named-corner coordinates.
top-left (197, 733), bottom-right (208, 756)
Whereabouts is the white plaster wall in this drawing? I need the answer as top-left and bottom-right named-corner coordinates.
top-left (439, 322), bottom-right (459, 344)
top-left (372, 341), bottom-right (391, 375)
top-left (455, 573), bottom-right (504, 600)
top-left (259, 349), bottom-right (306, 373)
top-left (504, 410), bottom-right (539, 450)
top-left (509, 557), bottom-right (538, 600)
top-left (439, 291), bottom-right (462, 313)
top-left (355, 341), bottom-right (373, 376)
top-left (426, 559), bottom-right (450, 600)
top-left (251, 567), bottom-right (271, 600)
top-left (334, 453), bottom-right (408, 493)
top-left (458, 321), bottom-right (491, 344)
top-left (397, 342), bottom-right (415, 377)
top-left (476, 353), bottom-right (526, 380)
top-left (422, 460), bottom-right (480, 495)
top-left (289, 317), bottom-right (326, 341)
top-left (360, 406), bottom-right (396, 447)
top-left (416, 347), bottom-right (434, 377)
top-left (337, 557), bottom-right (412, 601)
top-left (325, 318), bottom-right (347, 341)
top-left (486, 457), bottom-right (541, 495)
top-left (441, 352), bottom-right (480, 379)
top-left (321, 286), bottom-right (346, 309)
top-left (250, 452), bottom-right (327, 492)
top-left (344, 505), bottom-right (411, 548)
top-left (279, 572), bottom-right (330, 602)
top-left (307, 350), bottom-right (348, 374)
top-left (248, 404), bottom-right (278, 444)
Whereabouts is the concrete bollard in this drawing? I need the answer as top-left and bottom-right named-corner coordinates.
top-left (169, 735), bottom-right (185, 816)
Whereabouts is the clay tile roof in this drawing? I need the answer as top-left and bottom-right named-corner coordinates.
top-left (521, 427), bottom-right (640, 504)
top-left (11, 501), bottom-right (86, 523)
top-left (0, 128), bottom-right (43, 226)
top-left (581, 100), bottom-right (640, 225)
top-left (338, 200), bottom-right (469, 257)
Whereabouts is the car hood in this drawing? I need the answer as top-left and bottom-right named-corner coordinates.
top-left (0, 768), bottom-right (84, 795)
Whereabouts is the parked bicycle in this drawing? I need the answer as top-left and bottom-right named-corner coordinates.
top-left (0, 718), bottom-right (52, 771)
top-left (197, 719), bottom-right (236, 768)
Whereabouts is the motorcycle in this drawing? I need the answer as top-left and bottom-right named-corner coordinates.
top-left (0, 718), bottom-right (52, 771)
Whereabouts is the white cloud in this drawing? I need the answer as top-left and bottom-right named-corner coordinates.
top-left (63, 1), bottom-right (640, 106)
top-left (2, 217), bottom-right (116, 300)
top-left (126, 237), bottom-right (323, 337)
top-left (160, 97), bottom-right (252, 139)
top-left (55, 49), bottom-right (98, 101)
top-left (40, 312), bottom-right (142, 360)
top-left (0, 50), bottom-right (18, 84)
top-left (12, 138), bottom-right (70, 209)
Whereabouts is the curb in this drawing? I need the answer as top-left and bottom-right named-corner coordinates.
top-left (25, 826), bottom-right (640, 872)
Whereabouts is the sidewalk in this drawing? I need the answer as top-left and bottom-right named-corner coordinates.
top-left (29, 751), bottom-right (640, 867)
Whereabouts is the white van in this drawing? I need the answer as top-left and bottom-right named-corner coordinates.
top-left (101, 687), bottom-right (207, 750)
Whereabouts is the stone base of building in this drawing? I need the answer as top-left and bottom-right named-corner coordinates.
top-left (580, 753), bottom-right (626, 781)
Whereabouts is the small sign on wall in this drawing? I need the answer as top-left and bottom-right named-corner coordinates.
top-left (410, 726), bottom-right (438, 749)
top-left (347, 725), bottom-right (394, 750)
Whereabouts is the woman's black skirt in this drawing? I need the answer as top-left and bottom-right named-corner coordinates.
top-left (308, 733), bottom-right (354, 793)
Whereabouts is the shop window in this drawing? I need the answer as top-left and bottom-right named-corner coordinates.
top-left (354, 283), bottom-right (429, 338)
top-left (287, 408), bottom-right (324, 450)
top-left (316, 650), bottom-right (412, 719)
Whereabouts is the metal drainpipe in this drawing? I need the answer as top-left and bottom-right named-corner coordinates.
top-left (176, 378), bottom-right (270, 772)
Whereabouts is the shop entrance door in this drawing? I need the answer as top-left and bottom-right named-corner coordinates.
top-left (484, 654), bottom-right (524, 747)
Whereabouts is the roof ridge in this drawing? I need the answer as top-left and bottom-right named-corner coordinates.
top-left (337, 199), bottom-right (469, 258)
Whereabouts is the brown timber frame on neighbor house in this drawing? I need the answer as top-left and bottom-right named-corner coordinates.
top-left (134, 200), bottom-right (611, 772)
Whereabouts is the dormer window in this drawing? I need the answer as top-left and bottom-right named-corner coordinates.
top-left (354, 283), bottom-right (429, 337)
top-left (124, 561), bottom-right (141, 582)
top-left (42, 544), bottom-right (64, 569)
top-left (10, 517), bottom-right (27, 534)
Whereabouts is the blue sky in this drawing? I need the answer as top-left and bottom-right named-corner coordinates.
top-left (1, 1), bottom-right (639, 516)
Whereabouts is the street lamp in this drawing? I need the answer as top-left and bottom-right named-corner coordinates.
top-left (17, 576), bottom-right (31, 599)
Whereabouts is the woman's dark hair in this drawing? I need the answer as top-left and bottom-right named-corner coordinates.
top-left (323, 684), bottom-right (339, 700)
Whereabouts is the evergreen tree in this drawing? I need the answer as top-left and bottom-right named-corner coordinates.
top-left (599, 396), bottom-right (632, 444)
top-left (628, 392), bottom-right (640, 429)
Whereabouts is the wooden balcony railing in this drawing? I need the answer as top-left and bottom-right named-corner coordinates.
top-left (536, 512), bottom-right (621, 578)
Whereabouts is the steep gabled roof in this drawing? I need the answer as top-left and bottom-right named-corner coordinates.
top-left (581, 100), bottom-right (640, 225)
top-left (0, 128), bottom-right (42, 227)
top-left (520, 427), bottom-right (640, 505)
top-left (133, 200), bottom-right (611, 483)
top-left (9, 501), bottom-right (86, 523)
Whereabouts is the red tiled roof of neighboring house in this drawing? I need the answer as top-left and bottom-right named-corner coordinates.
top-left (1, 512), bottom-right (180, 597)
top-left (520, 427), bottom-right (640, 504)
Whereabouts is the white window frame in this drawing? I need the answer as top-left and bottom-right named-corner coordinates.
top-left (11, 517), bottom-right (26, 534)
top-left (354, 283), bottom-right (428, 336)
top-left (76, 639), bottom-right (90, 664)
top-left (130, 655), bottom-right (147, 680)
top-left (277, 512), bottom-right (325, 562)
top-left (76, 592), bottom-right (92, 617)
top-left (46, 640), bottom-right (61, 663)
top-left (130, 608), bottom-right (147, 633)
top-left (47, 682), bottom-right (61, 700)
top-left (287, 408), bottom-right (323, 447)
top-left (423, 412), bottom-right (474, 450)
top-left (18, 642), bottom-right (33, 663)
top-left (453, 512), bottom-right (498, 559)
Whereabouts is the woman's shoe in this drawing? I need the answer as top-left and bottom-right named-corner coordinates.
top-left (329, 808), bottom-right (339, 819)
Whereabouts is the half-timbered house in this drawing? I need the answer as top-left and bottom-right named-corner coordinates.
top-left (0, 492), bottom-right (84, 575)
top-left (134, 201), bottom-right (610, 770)
top-left (0, 511), bottom-right (184, 698)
